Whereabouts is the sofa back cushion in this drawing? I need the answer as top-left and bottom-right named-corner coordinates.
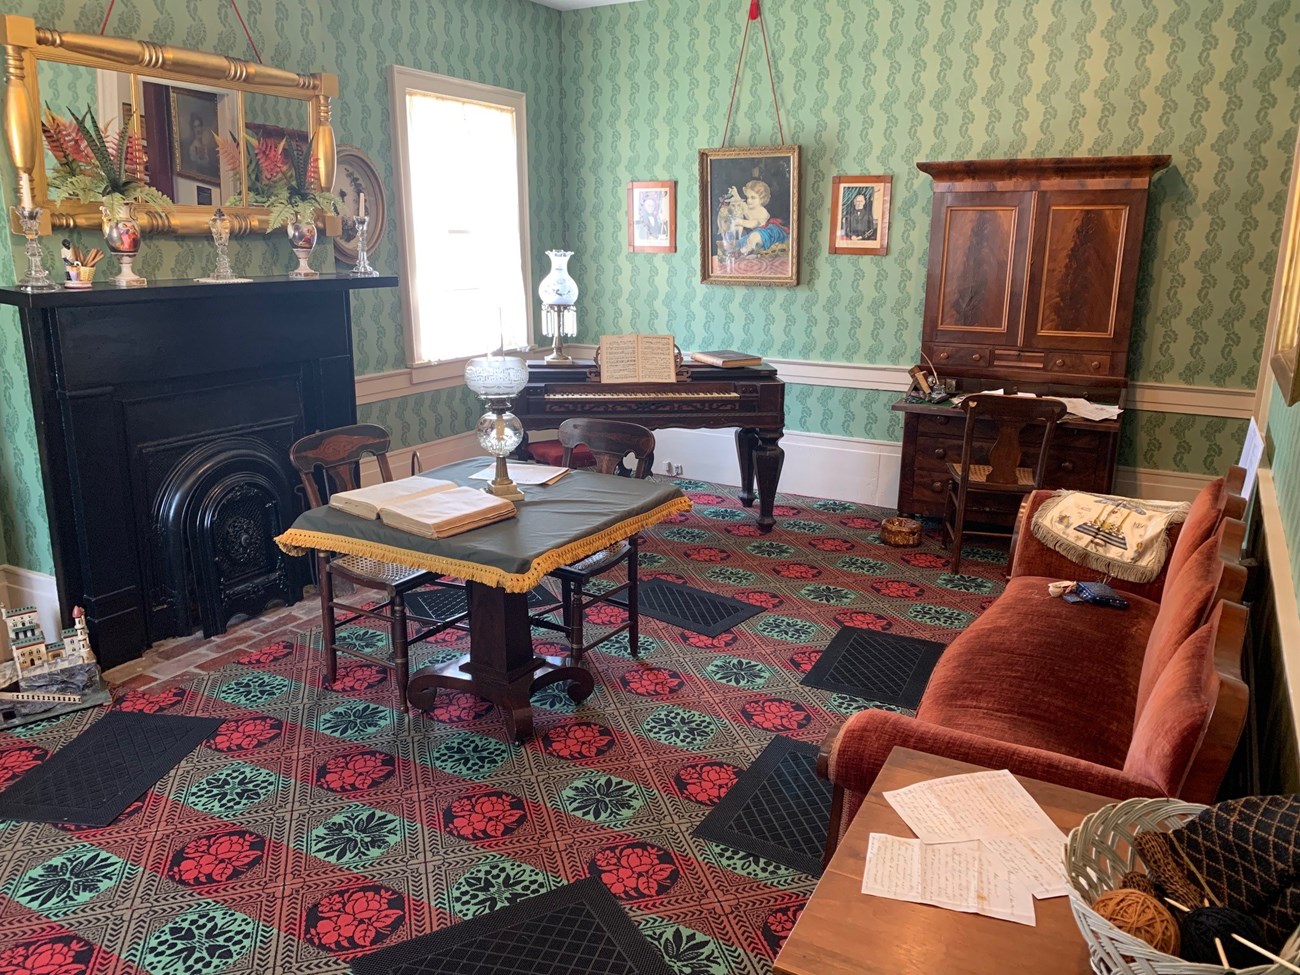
top-left (1164, 477), bottom-right (1225, 582)
top-left (1133, 530), bottom-right (1225, 720)
top-left (1123, 622), bottom-right (1218, 795)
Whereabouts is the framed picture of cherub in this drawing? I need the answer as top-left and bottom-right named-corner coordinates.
top-left (699, 145), bottom-right (800, 286)
top-left (627, 181), bottom-right (676, 253)
top-left (828, 175), bottom-right (891, 256)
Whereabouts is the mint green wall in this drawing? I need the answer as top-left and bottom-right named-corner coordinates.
top-left (0, 0), bottom-right (563, 573)
top-left (559, 0), bottom-right (1300, 467)
top-left (1269, 387), bottom-right (1300, 598)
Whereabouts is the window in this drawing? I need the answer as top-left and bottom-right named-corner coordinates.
top-left (389, 66), bottom-right (532, 366)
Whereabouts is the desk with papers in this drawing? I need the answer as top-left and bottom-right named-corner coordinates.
top-left (276, 459), bottom-right (691, 741)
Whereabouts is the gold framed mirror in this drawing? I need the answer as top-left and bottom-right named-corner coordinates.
top-left (0, 14), bottom-right (339, 236)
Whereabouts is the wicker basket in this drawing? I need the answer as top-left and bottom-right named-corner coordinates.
top-left (880, 516), bottom-right (922, 547)
top-left (1065, 796), bottom-right (1300, 974)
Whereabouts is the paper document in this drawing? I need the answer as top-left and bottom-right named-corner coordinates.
top-left (1050, 396), bottom-right (1122, 422)
top-left (862, 835), bottom-right (1035, 925)
top-left (470, 463), bottom-right (569, 485)
top-left (982, 831), bottom-right (1072, 899)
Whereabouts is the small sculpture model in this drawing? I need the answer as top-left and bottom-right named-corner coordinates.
top-left (0, 605), bottom-right (103, 721)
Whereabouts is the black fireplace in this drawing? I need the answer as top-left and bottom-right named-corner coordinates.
top-left (0, 274), bottom-right (396, 669)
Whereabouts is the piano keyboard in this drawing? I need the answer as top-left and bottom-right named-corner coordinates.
top-left (545, 391), bottom-right (741, 400)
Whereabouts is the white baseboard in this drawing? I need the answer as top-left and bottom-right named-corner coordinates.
top-left (0, 564), bottom-right (61, 654)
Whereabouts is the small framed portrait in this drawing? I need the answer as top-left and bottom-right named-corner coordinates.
top-left (828, 175), bottom-right (891, 255)
top-left (699, 145), bottom-right (799, 286)
top-left (169, 88), bottom-right (220, 183)
top-left (627, 181), bottom-right (676, 253)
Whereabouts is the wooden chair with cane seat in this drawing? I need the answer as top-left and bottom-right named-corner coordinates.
top-left (943, 394), bottom-right (1067, 573)
top-left (289, 424), bottom-right (467, 698)
top-left (530, 418), bottom-right (656, 662)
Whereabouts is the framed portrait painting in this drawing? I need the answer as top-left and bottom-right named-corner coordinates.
top-left (627, 181), bottom-right (676, 253)
top-left (828, 175), bottom-right (891, 255)
top-left (699, 145), bottom-right (800, 286)
top-left (169, 88), bottom-right (220, 183)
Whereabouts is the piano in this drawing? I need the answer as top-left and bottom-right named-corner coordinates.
top-left (513, 360), bottom-right (786, 531)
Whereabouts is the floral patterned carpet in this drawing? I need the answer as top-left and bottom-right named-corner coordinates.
top-left (0, 478), bottom-right (1008, 975)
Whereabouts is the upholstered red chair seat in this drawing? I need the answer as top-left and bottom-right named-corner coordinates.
top-left (916, 577), bottom-right (1159, 769)
top-left (528, 439), bottom-right (596, 468)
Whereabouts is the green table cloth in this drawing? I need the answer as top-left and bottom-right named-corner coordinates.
top-left (276, 458), bottom-right (692, 592)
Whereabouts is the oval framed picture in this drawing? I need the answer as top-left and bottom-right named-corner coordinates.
top-left (331, 145), bottom-right (386, 266)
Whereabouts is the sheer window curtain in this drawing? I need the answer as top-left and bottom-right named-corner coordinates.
top-left (405, 91), bottom-right (528, 362)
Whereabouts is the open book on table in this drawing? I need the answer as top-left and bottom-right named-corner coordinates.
top-left (329, 476), bottom-right (516, 539)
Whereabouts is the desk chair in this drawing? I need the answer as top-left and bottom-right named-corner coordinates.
top-left (531, 419), bottom-right (655, 662)
top-left (944, 395), bottom-right (1067, 573)
top-left (289, 424), bottom-right (465, 697)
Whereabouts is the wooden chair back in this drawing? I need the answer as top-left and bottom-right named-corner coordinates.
top-left (957, 394), bottom-right (1068, 488)
top-left (558, 419), bottom-right (655, 478)
top-left (289, 423), bottom-right (395, 506)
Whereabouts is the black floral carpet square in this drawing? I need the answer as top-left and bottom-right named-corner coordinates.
top-left (351, 877), bottom-right (674, 975)
top-left (0, 479), bottom-right (1006, 974)
top-left (801, 627), bottom-right (946, 711)
top-left (693, 736), bottom-right (832, 877)
top-left (0, 711), bottom-right (221, 826)
top-left (612, 578), bottom-right (764, 636)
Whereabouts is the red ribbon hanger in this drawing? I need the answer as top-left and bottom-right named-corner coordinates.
top-left (99, 0), bottom-right (263, 63)
top-left (722, 0), bottom-right (786, 146)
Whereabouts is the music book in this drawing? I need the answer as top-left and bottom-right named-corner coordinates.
top-left (328, 475), bottom-right (458, 520)
top-left (377, 487), bottom-right (516, 539)
top-left (599, 333), bottom-right (678, 384)
top-left (690, 349), bottom-right (762, 368)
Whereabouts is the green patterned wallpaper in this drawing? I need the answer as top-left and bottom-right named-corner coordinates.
top-left (1268, 387), bottom-right (1300, 598)
top-left (0, 0), bottom-right (564, 572)
top-left (560, 0), bottom-right (1299, 445)
top-left (358, 385), bottom-right (484, 451)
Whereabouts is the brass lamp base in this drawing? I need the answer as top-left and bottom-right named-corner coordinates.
top-left (484, 455), bottom-right (524, 501)
top-left (543, 350), bottom-right (574, 365)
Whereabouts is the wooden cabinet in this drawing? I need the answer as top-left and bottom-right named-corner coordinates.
top-left (897, 156), bottom-right (1168, 517)
top-left (918, 156), bottom-right (1168, 383)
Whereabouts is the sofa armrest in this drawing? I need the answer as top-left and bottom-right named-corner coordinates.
top-left (821, 709), bottom-right (1163, 801)
top-left (1008, 490), bottom-right (1175, 600)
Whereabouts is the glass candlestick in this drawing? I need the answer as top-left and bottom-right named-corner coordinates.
top-left (195, 208), bottom-right (251, 284)
top-left (351, 214), bottom-right (378, 277)
top-left (11, 206), bottom-right (57, 291)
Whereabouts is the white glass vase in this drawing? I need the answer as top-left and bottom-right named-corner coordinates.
top-left (538, 249), bottom-right (578, 306)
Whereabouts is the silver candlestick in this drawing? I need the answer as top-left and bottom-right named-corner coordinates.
top-left (351, 214), bottom-right (378, 277)
top-left (11, 206), bottom-right (57, 291)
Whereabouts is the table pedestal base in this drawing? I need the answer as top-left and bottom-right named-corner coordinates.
top-left (404, 581), bottom-right (594, 742)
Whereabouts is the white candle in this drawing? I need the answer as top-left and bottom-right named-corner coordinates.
top-left (357, 191), bottom-right (366, 219)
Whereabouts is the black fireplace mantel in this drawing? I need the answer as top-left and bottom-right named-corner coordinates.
top-left (0, 273), bottom-right (396, 668)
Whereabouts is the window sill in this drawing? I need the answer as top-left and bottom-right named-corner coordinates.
top-left (354, 348), bottom-right (546, 405)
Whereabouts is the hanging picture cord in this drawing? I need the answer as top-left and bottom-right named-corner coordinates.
top-left (721, 0), bottom-right (785, 147)
top-left (99, 0), bottom-right (264, 63)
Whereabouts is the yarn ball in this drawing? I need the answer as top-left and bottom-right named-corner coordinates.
top-left (1119, 871), bottom-right (1159, 898)
top-left (1093, 888), bottom-right (1181, 955)
top-left (1179, 906), bottom-right (1267, 967)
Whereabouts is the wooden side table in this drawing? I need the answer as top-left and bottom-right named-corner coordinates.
top-left (774, 747), bottom-right (1110, 975)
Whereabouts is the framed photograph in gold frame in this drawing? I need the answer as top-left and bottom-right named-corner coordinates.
top-left (699, 145), bottom-right (799, 286)
top-left (169, 88), bottom-right (221, 183)
top-left (627, 181), bottom-right (675, 253)
top-left (828, 175), bottom-right (891, 256)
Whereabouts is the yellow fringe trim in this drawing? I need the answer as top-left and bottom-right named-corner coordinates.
top-left (275, 496), bottom-right (695, 593)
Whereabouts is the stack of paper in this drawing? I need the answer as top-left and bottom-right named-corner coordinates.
top-left (377, 486), bottom-right (516, 539)
top-left (329, 476), bottom-right (458, 520)
top-left (861, 769), bottom-right (1069, 927)
top-left (470, 462), bottom-right (570, 486)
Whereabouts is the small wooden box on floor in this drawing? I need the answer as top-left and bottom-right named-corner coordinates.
top-left (773, 747), bottom-right (1109, 975)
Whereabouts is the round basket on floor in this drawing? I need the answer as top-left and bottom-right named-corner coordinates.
top-left (880, 517), bottom-right (922, 547)
top-left (1065, 796), bottom-right (1300, 975)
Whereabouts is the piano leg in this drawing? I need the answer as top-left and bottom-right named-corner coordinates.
top-left (754, 431), bottom-right (785, 532)
top-left (735, 427), bottom-right (760, 506)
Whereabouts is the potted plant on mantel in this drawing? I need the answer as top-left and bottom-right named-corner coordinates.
top-left (41, 106), bottom-right (173, 288)
top-left (254, 132), bottom-right (340, 279)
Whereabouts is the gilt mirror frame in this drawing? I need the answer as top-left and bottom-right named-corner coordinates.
top-left (0, 14), bottom-right (339, 237)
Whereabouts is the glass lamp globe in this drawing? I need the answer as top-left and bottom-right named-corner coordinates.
top-left (464, 353), bottom-right (529, 501)
top-left (475, 411), bottom-right (524, 457)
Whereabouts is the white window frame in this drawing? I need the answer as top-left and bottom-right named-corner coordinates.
top-left (387, 65), bottom-right (535, 384)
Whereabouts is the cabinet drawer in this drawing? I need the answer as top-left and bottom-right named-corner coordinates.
top-left (1043, 352), bottom-right (1112, 375)
top-left (929, 344), bottom-right (995, 369)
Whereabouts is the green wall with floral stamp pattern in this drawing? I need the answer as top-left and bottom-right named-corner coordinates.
top-left (0, 0), bottom-right (563, 573)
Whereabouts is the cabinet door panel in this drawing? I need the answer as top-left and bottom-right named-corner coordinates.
top-left (923, 191), bottom-right (1034, 345)
top-left (1025, 189), bottom-right (1147, 353)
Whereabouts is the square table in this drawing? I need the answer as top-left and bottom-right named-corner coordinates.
top-left (277, 458), bottom-right (691, 741)
top-left (773, 747), bottom-right (1109, 975)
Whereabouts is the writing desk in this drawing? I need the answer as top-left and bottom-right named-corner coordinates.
top-left (276, 459), bottom-right (691, 741)
top-left (774, 747), bottom-right (1107, 975)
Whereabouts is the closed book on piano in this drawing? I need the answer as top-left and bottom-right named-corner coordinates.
top-left (329, 475), bottom-right (458, 520)
top-left (690, 349), bottom-right (762, 368)
top-left (377, 487), bottom-right (516, 539)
